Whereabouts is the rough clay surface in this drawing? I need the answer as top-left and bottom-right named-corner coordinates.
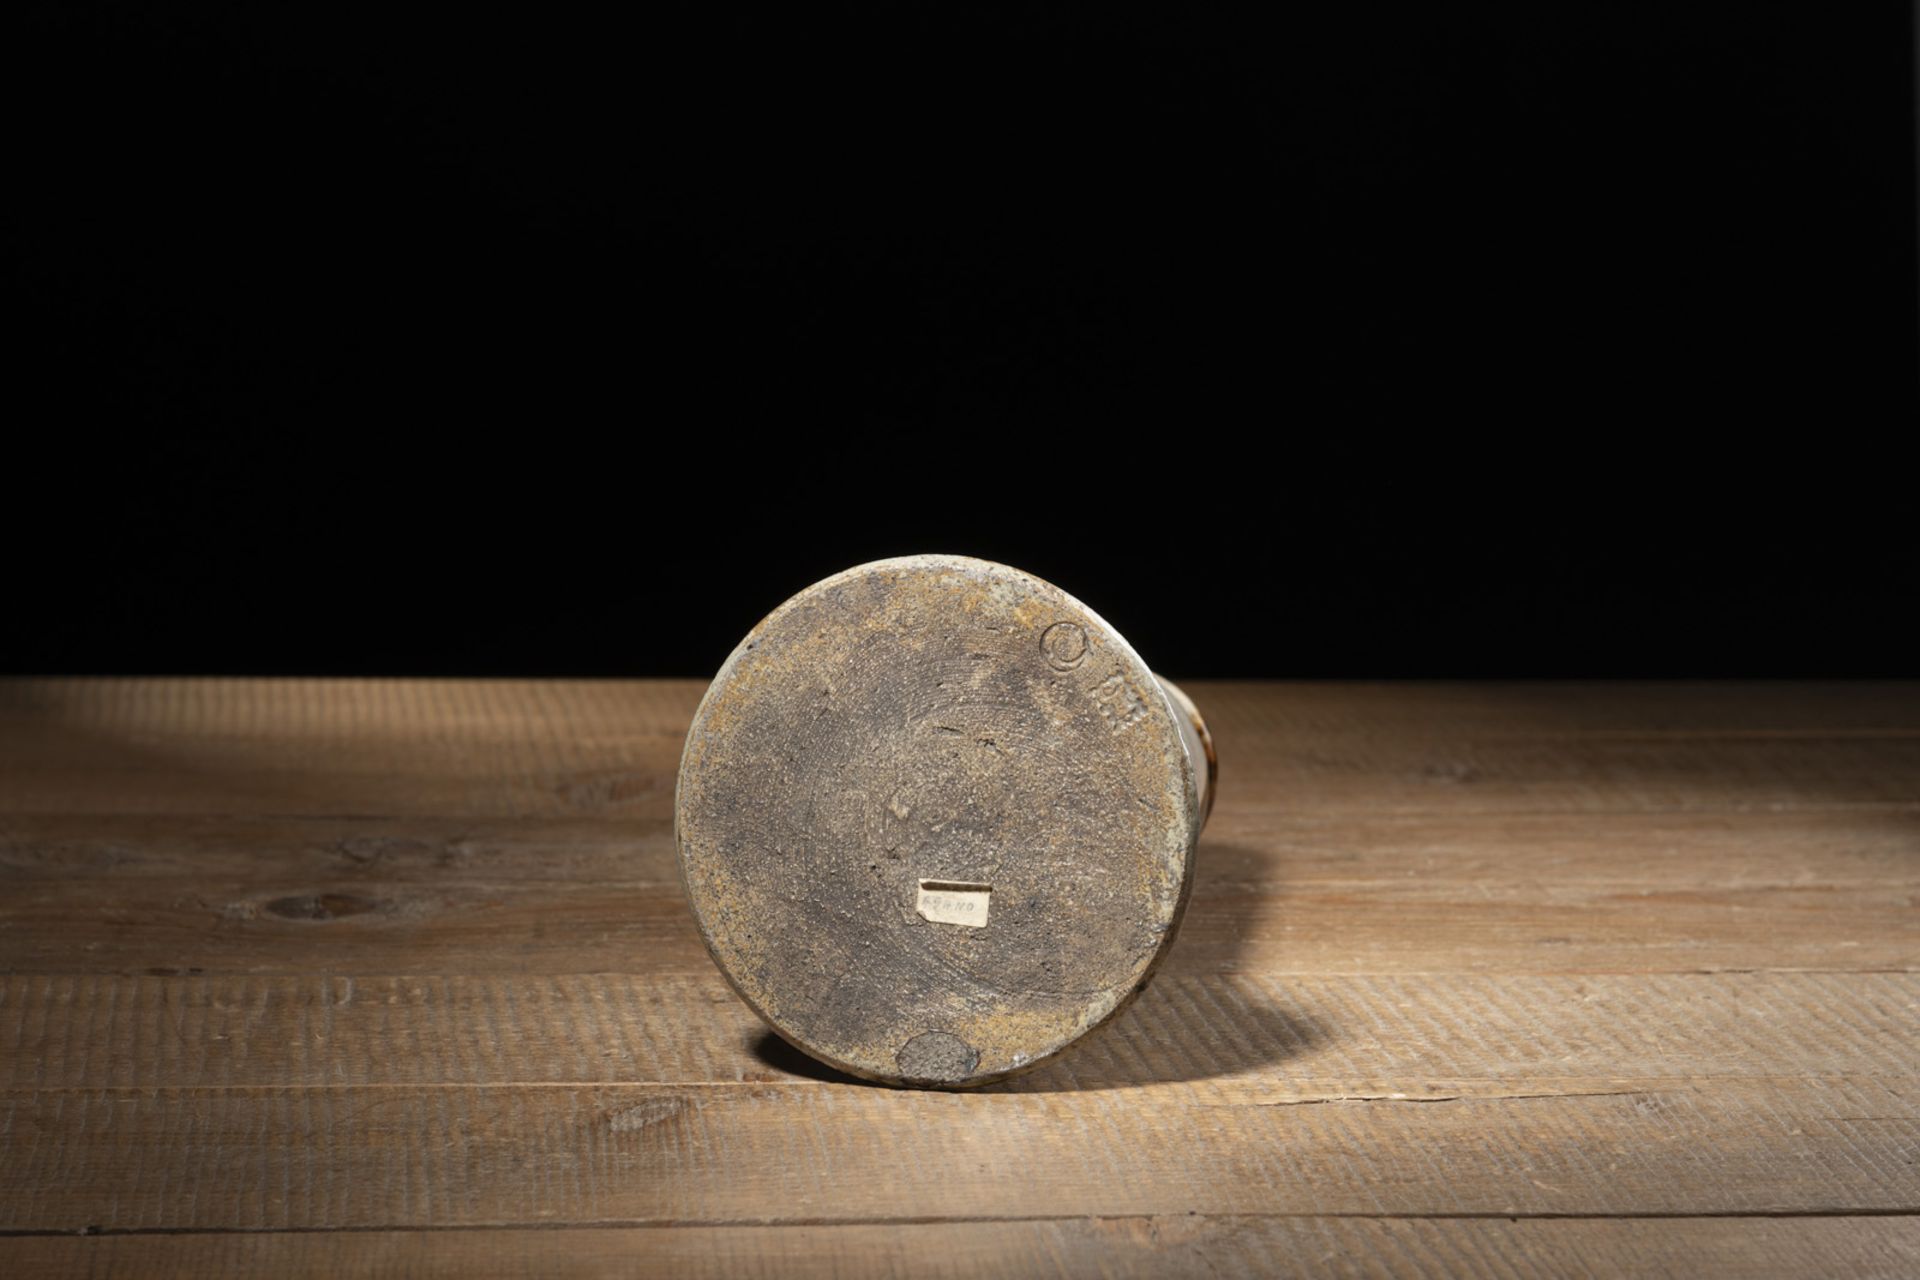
top-left (675, 555), bottom-right (1199, 1087)
top-left (895, 1031), bottom-right (982, 1084)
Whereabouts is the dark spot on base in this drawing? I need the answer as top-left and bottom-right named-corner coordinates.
top-left (265, 893), bottom-right (378, 921)
top-left (896, 1031), bottom-right (980, 1083)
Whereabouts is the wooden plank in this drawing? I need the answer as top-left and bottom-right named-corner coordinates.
top-left (7, 681), bottom-right (1920, 820)
top-left (1, 868), bottom-right (1911, 976)
top-left (3, 811), bottom-right (1916, 976)
top-left (0, 678), bottom-right (706, 740)
top-left (4, 972), bottom-right (1914, 1094)
top-left (4, 678), bottom-right (1918, 1260)
top-left (2, 1077), bottom-right (1917, 1231)
top-left (9, 808), bottom-right (1920, 890)
top-left (0, 679), bottom-right (697, 822)
top-left (1210, 738), bottom-right (1920, 813)
top-left (0, 815), bottom-right (685, 886)
top-left (11, 678), bottom-right (1920, 739)
top-left (1193, 680), bottom-right (1920, 736)
top-left (6, 1216), bottom-right (1920, 1279)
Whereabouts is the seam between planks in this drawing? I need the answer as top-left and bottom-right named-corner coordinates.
top-left (5, 1210), bottom-right (1920, 1240)
top-left (2, 1078), bottom-right (1910, 1094)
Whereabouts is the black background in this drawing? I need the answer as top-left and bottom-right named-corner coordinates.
top-left (7, 5), bottom-right (1915, 678)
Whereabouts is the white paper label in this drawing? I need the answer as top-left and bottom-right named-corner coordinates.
top-left (916, 880), bottom-right (991, 927)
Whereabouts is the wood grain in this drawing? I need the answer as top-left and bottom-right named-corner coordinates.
top-left (3, 1220), bottom-right (1920, 1280)
top-left (1, 810), bottom-right (1914, 976)
top-left (2, 679), bottom-right (1917, 1274)
top-left (4, 1077), bottom-right (1918, 1230)
top-left (3, 972), bottom-right (1915, 1092)
top-left (7, 680), bottom-right (1920, 820)
top-left (6, 1218), bottom-right (1920, 1280)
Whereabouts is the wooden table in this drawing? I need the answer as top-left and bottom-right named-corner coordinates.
top-left (2, 680), bottom-right (1916, 1276)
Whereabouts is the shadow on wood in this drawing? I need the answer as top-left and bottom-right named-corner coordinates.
top-left (745, 837), bottom-right (1319, 1091)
